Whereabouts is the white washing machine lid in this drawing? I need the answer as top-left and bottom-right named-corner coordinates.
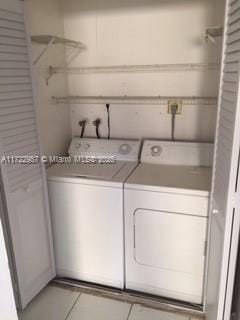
top-left (47, 161), bottom-right (139, 187)
top-left (48, 161), bottom-right (125, 179)
top-left (125, 163), bottom-right (212, 196)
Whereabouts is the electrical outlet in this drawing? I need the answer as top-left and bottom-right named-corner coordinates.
top-left (168, 100), bottom-right (182, 114)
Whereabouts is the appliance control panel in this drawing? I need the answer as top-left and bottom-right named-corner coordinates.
top-left (68, 138), bottom-right (141, 161)
top-left (141, 140), bottom-right (214, 167)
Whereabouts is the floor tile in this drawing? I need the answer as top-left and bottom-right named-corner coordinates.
top-left (67, 293), bottom-right (131, 320)
top-left (129, 304), bottom-right (189, 320)
top-left (18, 286), bottom-right (80, 320)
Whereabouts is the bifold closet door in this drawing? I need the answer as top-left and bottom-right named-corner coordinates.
top-left (205, 0), bottom-right (240, 319)
top-left (0, 0), bottom-right (55, 309)
top-left (0, 216), bottom-right (18, 320)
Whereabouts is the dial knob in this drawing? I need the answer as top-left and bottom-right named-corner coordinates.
top-left (84, 143), bottom-right (90, 150)
top-left (75, 143), bottom-right (81, 149)
top-left (119, 143), bottom-right (131, 155)
top-left (151, 145), bottom-right (162, 156)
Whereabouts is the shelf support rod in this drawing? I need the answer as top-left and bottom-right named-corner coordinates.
top-left (33, 36), bottom-right (55, 65)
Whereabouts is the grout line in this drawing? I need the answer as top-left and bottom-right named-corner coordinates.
top-left (65, 292), bottom-right (81, 320)
top-left (127, 304), bottom-right (134, 320)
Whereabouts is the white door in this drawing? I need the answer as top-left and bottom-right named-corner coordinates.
top-left (0, 212), bottom-right (18, 320)
top-left (0, 0), bottom-right (55, 309)
top-left (205, 0), bottom-right (240, 319)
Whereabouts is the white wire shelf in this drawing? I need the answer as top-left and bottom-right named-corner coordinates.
top-left (52, 95), bottom-right (218, 106)
top-left (31, 35), bottom-right (84, 47)
top-left (31, 35), bottom-right (85, 65)
top-left (51, 62), bottom-right (220, 75)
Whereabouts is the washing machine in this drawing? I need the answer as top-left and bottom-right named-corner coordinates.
top-left (124, 140), bottom-right (213, 304)
top-left (47, 138), bottom-right (140, 289)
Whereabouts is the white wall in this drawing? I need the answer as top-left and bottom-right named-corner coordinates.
top-left (25, 0), bottom-right (71, 156)
top-left (61, 0), bottom-right (225, 142)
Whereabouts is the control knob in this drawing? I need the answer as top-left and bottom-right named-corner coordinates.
top-left (84, 143), bottom-right (90, 150)
top-left (151, 145), bottom-right (162, 156)
top-left (119, 143), bottom-right (131, 155)
top-left (74, 143), bottom-right (81, 149)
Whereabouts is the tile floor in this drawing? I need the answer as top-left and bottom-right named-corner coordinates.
top-left (18, 285), bottom-right (202, 320)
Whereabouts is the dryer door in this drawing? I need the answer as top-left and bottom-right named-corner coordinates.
top-left (134, 209), bottom-right (206, 277)
top-left (124, 189), bottom-right (208, 304)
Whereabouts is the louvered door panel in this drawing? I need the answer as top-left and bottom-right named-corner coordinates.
top-left (0, 18), bottom-right (25, 30)
top-left (0, 97), bottom-right (33, 108)
top-left (213, 2), bottom-right (240, 222)
top-left (0, 118), bottom-right (36, 132)
top-left (0, 77), bottom-right (31, 84)
top-left (0, 44), bottom-right (27, 53)
top-left (0, 36), bottom-right (27, 46)
top-left (0, 84), bottom-right (32, 93)
top-left (0, 61), bottom-right (29, 69)
top-left (206, 0), bottom-right (240, 319)
top-left (0, 104), bottom-right (33, 115)
top-left (0, 91), bottom-right (33, 100)
top-left (0, 52), bottom-right (28, 61)
top-left (0, 27), bottom-right (25, 38)
top-left (0, 0), bottom-right (55, 310)
top-left (1, 69), bottom-right (30, 77)
top-left (0, 7), bottom-right (41, 193)
top-left (0, 9), bottom-right (23, 21)
top-left (0, 124), bottom-right (36, 138)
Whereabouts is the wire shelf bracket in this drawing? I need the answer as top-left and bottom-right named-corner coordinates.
top-left (31, 35), bottom-right (85, 84)
top-left (31, 35), bottom-right (85, 65)
top-left (205, 26), bottom-right (224, 44)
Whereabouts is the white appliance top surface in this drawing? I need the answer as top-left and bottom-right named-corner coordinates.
top-left (47, 161), bottom-right (138, 186)
top-left (125, 163), bottom-right (212, 196)
top-left (48, 161), bottom-right (125, 179)
top-left (68, 137), bottom-right (141, 161)
top-left (141, 140), bottom-right (214, 166)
